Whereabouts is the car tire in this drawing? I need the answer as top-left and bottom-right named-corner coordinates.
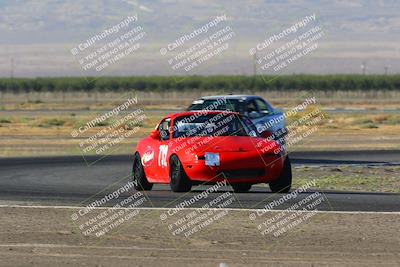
top-left (232, 184), bottom-right (252, 193)
top-left (132, 152), bottom-right (153, 191)
top-left (169, 155), bottom-right (192, 192)
top-left (269, 156), bottom-right (292, 193)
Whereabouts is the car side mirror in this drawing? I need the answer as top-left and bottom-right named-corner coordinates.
top-left (150, 130), bottom-right (160, 140)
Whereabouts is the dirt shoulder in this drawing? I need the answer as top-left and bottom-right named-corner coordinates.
top-left (293, 165), bottom-right (400, 193)
top-left (0, 206), bottom-right (399, 266)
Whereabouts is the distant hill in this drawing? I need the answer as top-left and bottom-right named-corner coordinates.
top-left (0, 0), bottom-right (399, 76)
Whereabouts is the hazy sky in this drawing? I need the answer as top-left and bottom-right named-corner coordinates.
top-left (0, 0), bottom-right (399, 77)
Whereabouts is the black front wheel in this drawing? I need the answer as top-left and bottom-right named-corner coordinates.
top-left (132, 153), bottom-right (153, 191)
top-left (269, 156), bottom-right (292, 193)
top-left (169, 155), bottom-right (192, 192)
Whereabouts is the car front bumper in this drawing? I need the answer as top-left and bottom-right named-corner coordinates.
top-left (182, 152), bottom-right (285, 184)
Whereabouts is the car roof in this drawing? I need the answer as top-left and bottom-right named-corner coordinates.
top-left (164, 110), bottom-right (240, 120)
top-left (198, 95), bottom-right (261, 101)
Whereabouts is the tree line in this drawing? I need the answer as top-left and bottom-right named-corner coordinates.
top-left (0, 75), bottom-right (399, 92)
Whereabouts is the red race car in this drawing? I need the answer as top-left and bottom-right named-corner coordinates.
top-left (132, 111), bottom-right (292, 193)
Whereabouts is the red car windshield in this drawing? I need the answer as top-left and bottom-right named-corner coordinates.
top-left (172, 113), bottom-right (258, 138)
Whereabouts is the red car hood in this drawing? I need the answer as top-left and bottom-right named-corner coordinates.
top-left (184, 136), bottom-right (280, 154)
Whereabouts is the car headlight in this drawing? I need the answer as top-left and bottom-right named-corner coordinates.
top-left (205, 152), bottom-right (220, 166)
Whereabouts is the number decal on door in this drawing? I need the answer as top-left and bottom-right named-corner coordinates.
top-left (158, 145), bottom-right (168, 168)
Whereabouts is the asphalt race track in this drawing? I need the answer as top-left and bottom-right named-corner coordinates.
top-left (0, 150), bottom-right (399, 212)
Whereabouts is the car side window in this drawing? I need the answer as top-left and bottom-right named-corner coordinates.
top-left (158, 119), bottom-right (170, 141)
top-left (255, 98), bottom-right (272, 115)
top-left (246, 100), bottom-right (262, 118)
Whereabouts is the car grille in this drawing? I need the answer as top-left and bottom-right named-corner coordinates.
top-left (218, 169), bottom-right (265, 179)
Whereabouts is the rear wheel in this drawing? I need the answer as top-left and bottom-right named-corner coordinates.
top-left (169, 155), bottom-right (192, 192)
top-left (232, 184), bottom-right (252, 193)
top-left (269, 156), bottom-right (292, 193)
top-left (132, 153), bottom-right (153, 191)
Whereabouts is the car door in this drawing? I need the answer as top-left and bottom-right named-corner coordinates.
top-left (155, 118), bottom-right (171, 182)
top-left (144, 118), bottom-right (171, 182)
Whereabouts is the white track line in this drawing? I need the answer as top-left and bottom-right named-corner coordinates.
top-left (0, 204), bottom-right (399, 215)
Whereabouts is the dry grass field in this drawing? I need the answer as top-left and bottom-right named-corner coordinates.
top-left (0, 90), bottom-right (399, 157)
